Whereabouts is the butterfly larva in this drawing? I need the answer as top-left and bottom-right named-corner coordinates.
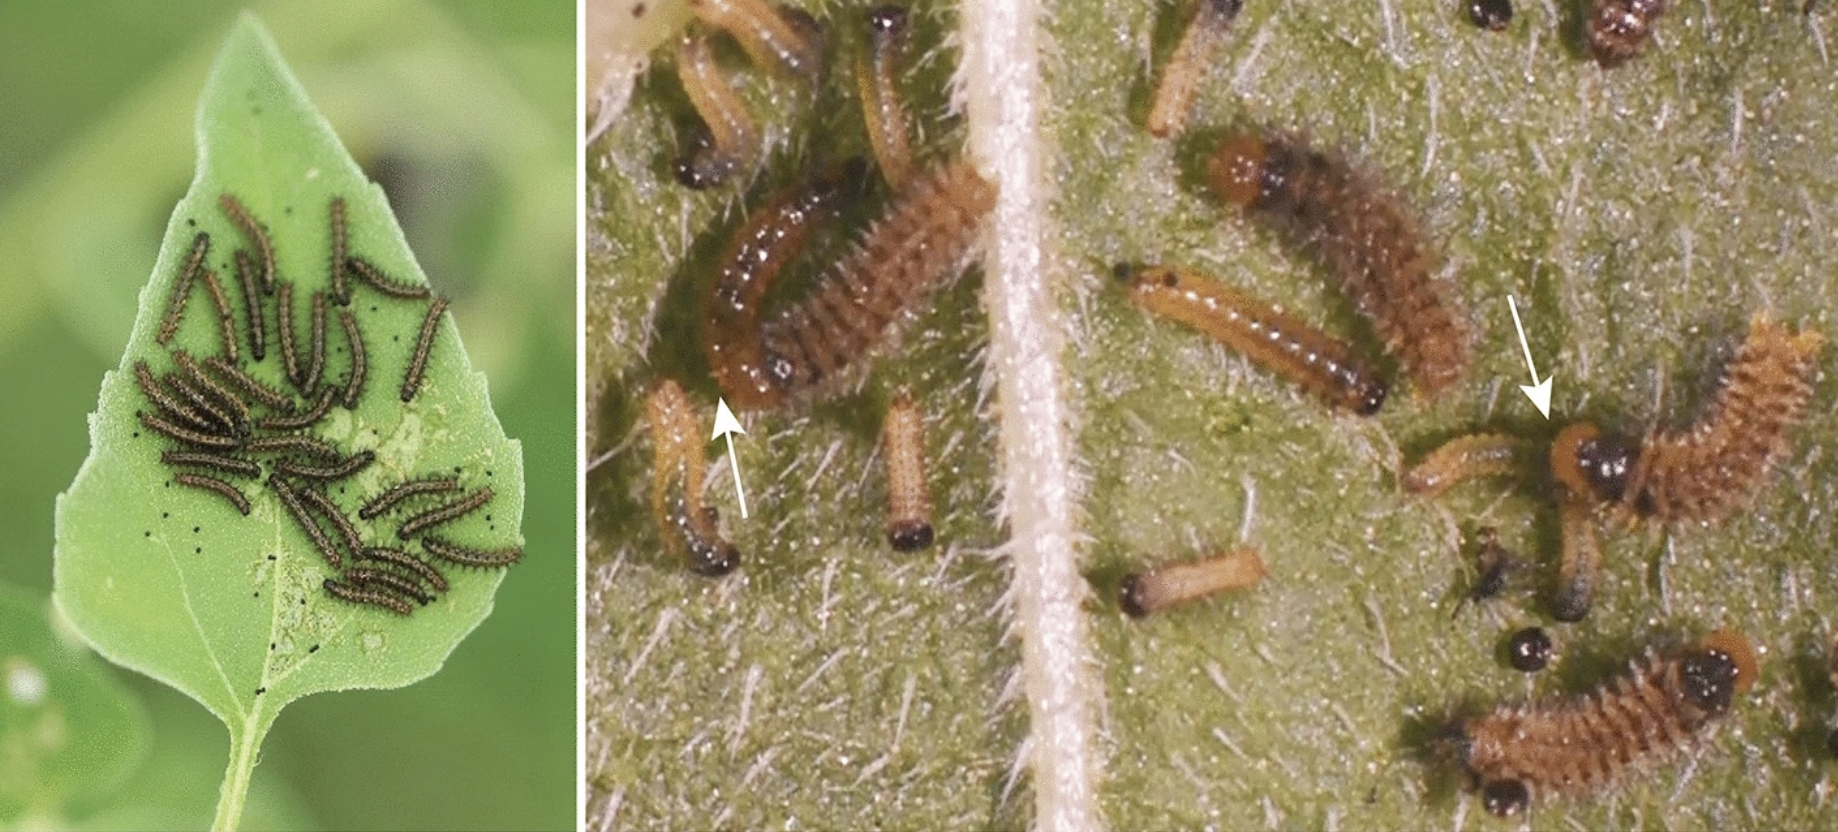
top-left (1468, 0), bottom-right (1512, 31)
top-left (882, 392), bottom-right (933, 551)
top-left (1120, 545), bottom-right (1267, 618)
top-left (137, 410), bottom-right (239, 449)
top-left (1208, 130), bottom-right (1468, 398)
top-left (1145, 0), bottom-right (1242, 139)
top-left (339, 308), bottom-right (365, 409)
top-left (422, 535), bottom-right (523, 569)
top-left (232, 249), bottom-right (267, 360)
top-left (173, 472), bottom-right (251, 516)
top-left (157, 232), bottom-right (211, 345)
top-left (1551, 492), bottom-right (1602, 622)
top-left (258, 387), bottom-right (335, 431)
top-left (296, 484), bottom-right (367, 566)
top-left (200, 269), bottom-right (239, 363)
top-left (1585, 0), bottom-right (1670, 68)
top-left (347, 257), bottom-right (432, 300)
top-left (303, 291), bottom-right (327, 394)
top-left (204, 356), bottom-right (291, 413)
top-left (1444, 629), bottom-right (1759, 817)
top-left (219, 193), bottom-right (274, 294)
top-left (400, 296), bottom-right (447, 403)
top-left (755, 159), bottom-right (996, 405)
top-left (1402, 433), bottom-right (1521, 498)
top-left (277, 282), bottom-right (302, 387)
top-left (673, 33), bottom-right (762, 189)
top-left (1451, 526), bottom-right (1513, 619)
top-left (1121, 264), bottom-right (1388, 414)
top-left (134, 360), bottom-right (216, 433)
top-left (245, 434), bottom-right (342, 460)
top-left (854, 5), bottom-right (914, 189)
top-left (396, 486), bottom-right (493, 539)
top-left (160, 450), bottom-right (261, 479)
top-left (645, 379), bottom-right (740, 575)
top-left (344, 567), bottom-right (432, 605)
top-left (329, 198), bottom-right (350, 305)
top-left (323, 578), bottom-right (411, 615)
top-left (359, 476), bottom-right (462, 520)
top-left (173, 350), bottom-right (249, 437)
top-left (702, 160), bottom-right (866, 410)
top-left (686, 0), bottom-right (826, 83)
top-left (360, 546), bottom-right (451, 592)
top-left (270, 474), bottom-right (342, 569)
top-left (276, 449), bottom-right (376, 481)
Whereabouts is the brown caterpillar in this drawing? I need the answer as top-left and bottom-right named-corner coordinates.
top-left (204, 356), bottom-right (291, 413)
top-left (244, 434), bottom-right (341, 459)
top-left (134, 360), bottom-right (216, 433)
top-left (347, 257), bottom-right (432, 300)
top-left (165, 366), bottom-right (240, 437)
top-left (344, 567), bottom-right (432, 605)
top-left (270, 475), bottom-right (342, 569)
top-left (752, 160), bottom-right (996, 406)
top-left (1443, 629), bottom-right (1758, 817)
top-left (173, 351), bottom-right (249, 437)
top-left (303, 291), bottom-right (327, 394)
top-left (673, 33), bottom-right (762, 189)
top-left (1402, 433), bottom-right (1521, 498)
top-left (1119, 545), bottom-right (1267, 618)
top-left (277, 282), bottom-right (302, 387)
top-left (1208, 130), bottom-right (1468, 398)
top-left (323, 578), bottom-right (412, 615)
top-left (173, 472), bottom-right (251, 516)
top-left (421, 536), bottom-right (524, 569)
top-left (156, 232), bottom-right (211, 344)
top-left (296, 483), bottom-right (366, 564)
top-left (1120, 264), bottom-right (1388, 415)
top-left (339, 308), bottom-right (366, 409)
top-left (232, 250), bottom-right (266, 360)
top-left (1585, 0), bottom-right (1670, 68)
top-left (329, 198), bottom-right (350, 305)
top-left (686, 0), bottom-right (826, 83)
top-left (645, 379), bottom-right (740, 575)
top-left (200, 269), bottom-right (238, 362)
top-left (400, 296), bottom-right (447, 402)
top-left (138, 410), bottom-right (238, 449)
top-left (160, 450), bottom-right (261, 479)
top-left (359, 476), bottom-right (462, 520)
top-left (360, 546), bottom-right (451, 593)
top-left (1145, 0), bottom-right (1242, 139)
top-left (258, 387), bottom-right (335, 431)
top-left (702, 160), bottom-right (866, 411)
top-left (854, 5), bottom-right (915, 189)
top-left (219, 194), bottom-right (274, 294)
top-left (276, 450), bottom-right (376, 481)
top-left (882, 392), bottom-right (933, 551)
top-left (396, 486), bottom-right (494, 539)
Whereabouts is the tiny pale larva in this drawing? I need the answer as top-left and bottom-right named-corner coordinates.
top-left (645, 378), bottom-right (740, 575)
top-left (1119, 545), bottom-right (1266, 618)
top-left (156, 232), bottom-right (211, 345)
top-left (1402, 432), bottom-right (1521, 498)
top-left (882, 392), bottom-right (933, 551)
top-left (1144, 0), bottom-right (1242, 139)
top-left (1585, 0), bottom-right (1670, 69)
top-left (686, 0), bottom-right (826, 83)
top-left (396, 486), bottom-right (494, 540)
top-left (173, 472), bottom-right (251, 516)
top-left (339, 308), bottom-right (366, 409)
top-left (323, 578), bottom-right (412, 615)
top-left (400, 296), bottom-right (448, 403)
top-left (854, 5), bottom-right (915, 189)
top-left (219, 193), bottom-right (274, 294)
top-left (1120, 263), bottom-right (1388, 415)
top-left (673, 33), bottom-right (762, 190)
top-left (1207, 130), bottom-right (1468, 398)
top-left (359, 476), bottom-right (463, 520)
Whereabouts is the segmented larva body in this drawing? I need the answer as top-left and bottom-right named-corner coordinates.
top-left (686, 0), bottom-right (826, 82)
top-left (219, 193), bottom-right (274, 294)
top-left (674, 34), bottom-right (762, 189)
top-left (1208, 131), bottom-right (1468, 398)
top-left (344, 567), bottom-right (432, 605)
top-left (1120, 546), bottom-right (1267, 618)
top-left (401, 296), bottom-right (447, 403)
top-left (854, 5), bottom-right (914, 189)
top-left (205, 355), bottom-right (292, 413)
top-left (157, 232), bottom-right (211, 345)
top-left (1402, 433), bottom-right (1521, 497)
top-left (1145, 0), bottom-right (1242, 139)
top-left (278, 282), bottom-right (302, 387)
top-left (303, 291), bottom-right (328, 394)
top-left (232, 249), bottom-right (267, 360)
top-left (396, 486), bottom-right (494, 539)
top-left (323, 578), bottom-right (412, 615)
top-left (360, 546), bottom-right (451, 593)
top-left (1552, 491), bottom-right (1601, 622)
top-left (1121, 264), bottom-right (1388, 415)
top-left (297, 484), bottom-right (366, 564)
top-left (173, 472), bottom-right (251, 516)
top-left (161, 450), bottom-right (261, 479)
top-left (348, 257), bottom-right (432, 300)
top-left (200, 269), bottom-right (238, 362)
top-left (645, 379), bottom-right (740, 575)
top-left (703, 161), bottom-right (865, 410)
top-left (422, 536), bottom-right (524, 569)
top-left (755, 160), bottom-right (996, 405)
top-left (1447, 629), bottom-right (1759, 817)
top-left (329, 198), bottom-right (350, 305)
top-left (1585, 0), bottom-right (1670, 69)
top-left (270, 475), bottom-right (342, 569)
top-left (882, 392), bottom-right (933, 551)
top-left (276, 449), bottom-right (376, 481)
top-left (138, 410), bottom-right (237, 449)
top-left (360, 476), bottom-right (462, 520)
top-left (339, 308), bottom-right (366, 409)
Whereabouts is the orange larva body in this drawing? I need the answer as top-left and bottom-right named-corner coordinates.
top-left (1402, 433), bottom-right (1520, 497)
top-left (755, 159), bottom-right (996, 405)
top-left (1121, 264), bottom-right (1387, 415)
top-left (1551, 492), bottom-right (1601, 622)
top-left (854, 5), bottom-right (915, 189)
top-left (1208, 132), bottom-right (1467, 398)
top-left (645, 379), bottom-right (740, 575)
top-left (702, 161), bottom-right (865, 410)
top-left (687, 0), bottom-right (825, 82)
top-left (1119, 546), bottom-right (1267, 618)
top-left (1449, 630), bottom-right (1758, 817)
top-left (1145, 0), bottom-right (1241, 139)
top-left (674, 34), bottom-right (763, 189)
top-left (882, 392), bottom-right (933, 551)
top-left (1585, 0), bottom-right (1670, 68)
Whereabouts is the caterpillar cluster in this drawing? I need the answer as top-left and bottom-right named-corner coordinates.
top-left (140, 193), bottom-right (520, 618)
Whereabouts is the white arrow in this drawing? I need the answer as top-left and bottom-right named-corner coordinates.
top-left (710, 398), bottom-right (750, 519)
top-left (1507, 295), bottom-right (1553, 419)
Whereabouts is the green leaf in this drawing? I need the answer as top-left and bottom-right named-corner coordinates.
top-left (53, 14), bottom-right (524, 830)
top-left (588, 0), bottom-right (1838, 827)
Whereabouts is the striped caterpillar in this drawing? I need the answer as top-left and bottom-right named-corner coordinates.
top-left (1145, 0), bottom-right (1242, 139)
top-left (673, 33), bottom-right (762, 189)
top-left (686, 0), bottom-right (826, 83)
top-left (1402, 433), bottom-right (1522, 498)
top-left (645, 379), bottom-right (740, 575)
top-left (854, 5), bottom-right (915, 189)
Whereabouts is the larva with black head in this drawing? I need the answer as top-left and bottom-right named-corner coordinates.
top-left (396, 486), bottom-right (493, 539)
top-left (323, 578), bottom-right (412, 615)
top-left (400, 296), bottom-right (447, 403)
top-left (303, 291), bottom-right (327, 394)
top-left (855, 5), bottom-right (914, 189)
top-left (754, 160), bottom-right (996, 404)
top-left (134, 360), bottom-right (216, 433)
top-left (339, 308), bottom-right (365, 409)
top-left (277, 281), bottom-right (302, 387)
top-left (1208, 130), bottom-right (1468, 398)
top-left (686, 0), bottom-right (826, 83)
top-left (344, 567), bottom-right (433, 605)
top-left (347, 257), bottom-right (432, 300)
top-left (673, 33), bottom-right (762, 190)
top-left (258, 387), bottom-right (335, 431)
top-left (645, 379), bottom-right (740, 575)
top-left (1119, 545), bottom-right (1266, 618)
top-left (232, 249), bottom-right (266, 360)
top-left (205, 356), bottom-right (291, 413)
top-left (1404, 433), bottom-right (1521, 498)
top-left (1442, 629), bottom-right (1759, 816)
top-left (157, 232), bottom-right (211, 345)
top-left (200, 269), bottom-right (238, 362)
top-left (219, 193), bottom-right (274, 294)
top-left (276, 449), bottom-right (376, 481)
top-left (161, 450), bottom-right (261, 479)
top-left (1145, 0), bottom-right (1242, 139)
top-left (360, 546), bottom-right (451, 593)
top-left (422, 535), bottom-right (524, 569)
top-left (138, 410), bottom-right (238, 449)
top-left (329, 198), bottom-right (350, 305)
top-left (1585, 0), bottom-right (1670, 69)
top-left (359, 476), bottom-right (462, 520)
top-left (882, 392), bottom-right (933, 551)
top-left (702, 160), bottom-right (867, 410)
top-left (1451, 526), bottom-right (1513, 619)
top-left (269, 474), bottom-right (342, 569)
top-left (1120, 264), bottom-right (1388, 415)
top-left (173, 350), bottom-right (249, 437)
top-left (173, 472), bottom-right (251, 516)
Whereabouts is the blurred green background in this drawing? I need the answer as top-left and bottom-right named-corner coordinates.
top-left (0, 1), bottom-right (574, 829)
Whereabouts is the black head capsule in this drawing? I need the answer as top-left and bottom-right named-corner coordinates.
top-left (685, 507), bottom-right (741, 576)
top-left (1575, 431), bottom-right (1635, 504)
top-left (1467, 0), bottom-right (1512, 31)
top-left (1354, 377), bottom-right (1389, 416)
top-left (888, 520), bottom-right (934, 552)
top-left (1481, 779), bottom-right (1529, 817)
top-left (1506, 626), bottom-right (1553, 672)
top-left (867, 4), bottom-right (908, 37)
top-left (1679, 647), bottom-right (1742, 715)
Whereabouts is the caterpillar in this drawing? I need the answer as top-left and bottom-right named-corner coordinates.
top-left (173, 472), bottom-right (251, 516)
top-left (275, 449), bottom-right (376, 481)
top-left (244, 434), bottom-right (342, 459)
top-left (347, 257), bottom-right (432, 300)
top-left (396, 486), bottom-right (494, 539)
top-left (882, 392), bottom-right (933, 551)
top-left (258, 387), bottom-right (335, 431)
top-left (200, 269), bottom-right (238, 363)
top-left (134, 360), bottom-right (217, 433)
top-left (160, 450), bottom-right (261, 479)
top-left (344, 567), bottom-right (432, 605)
top-left (1552, 489), bottom-right (1601, 623)
top-left (156, 232), bottom-right (211, 344)
top-left (1119, 545), bottom-right (1267, 618)
top-left (339, 308), bottom-right (366, 409)
top-left (295, 483), bottom-right (367, 565)
top-left (303, 291), bottom-right (327, 394)
top-left (645, 379), bottom-right (741, 575)
top-left (686, 0), bottom-right (826, 83)
top-left (702, 160), bottom-right (866, 411)
top-left (673, 33), bottom-right (761, 189)
top-left (1145, 0), bottom-right (1242, 139)
top-left (277, 282), bottom-right (302, 387)
top-left (1207, 130), bottom-right (1468, 398)
top-left (1451, 526), bottom-right (1513, 619)
top-left (400, 296), bottom-right (447, 402)
top-left (219, 193), bottom-right (274, 293)
top-left (1467, 0), bottom-right (1512, 31)
top-left (1506, 626), bottom-right (1553, 672)
top-left (1585, 0), bottom-right (1670, 68)
top-left (323, 578), bottom-right (412, 615)
top-left (422, 536), bottom-right (524, 569)
top-left (137, 410), bottom-right (238, 449)
top-left (270, 475), bottom-right (342, 569)
top-left (1442, 629), bottom-right (1758, 817)
top-left (854, 5), bottom-right (914, 188)
top-left (329, 198), bottom-right (350, 305)
top-left (359, 476), bottom-right (462, 520)
top-left (1120, 264), bottom-right (1388, 415)
top-left (204, 356), bottom-right (291, 413)
top-left (165, 365), bottom-right (241, 437)
top-left (173, 350), bottom-right (249, 437)
top-left (359, 546), bottom-right (451, 593)
top-left (232, 249), bottom-right (267, 360)
top-left (1402, 433), bottom-right (1521, 497)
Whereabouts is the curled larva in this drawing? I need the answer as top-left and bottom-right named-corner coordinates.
top-left (1208, 130), bottom-right (1468, 397)
top-left (687, 0), bottom-right (825, 83)
top-left (1120, 546), bottom-right (1267, 618)
top-left (645, 379), bottom-right (741, 575)
top-left (1402, 433), bottom-right (1521, 497)
top-left (1119, 264), bottom-right (1387, 415)
top-left (1145, 0), bottom-right (1242, 139)
top-left (1444, 629), bottom-right (1759, 817)
top-left (1585, 0), bottom-right (1670, 68)
top-left (882, 392), bottom-right (933, 551)
top-left (702, 160), bottom-right (866, 410)
top-left (173, 472), bottom-right (251, 516)
top-left (673, 33), bottom-right (762, 189)
top-left (854, 5), bottom-right (915, 189)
